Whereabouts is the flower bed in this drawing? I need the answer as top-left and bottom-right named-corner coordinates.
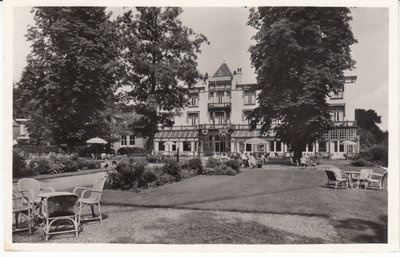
top-left (13, 152), bottom-right (101, 178)
top-left (105, 157), bottom-right (241, 192)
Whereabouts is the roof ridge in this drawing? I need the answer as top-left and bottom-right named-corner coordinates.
top-left (212, 63), bottom-right (233, 78)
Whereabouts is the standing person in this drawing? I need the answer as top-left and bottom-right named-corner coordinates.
top-left (241, 151), bottom-right (249, 168)
top-left (249, 153), bottom-right (257, 168)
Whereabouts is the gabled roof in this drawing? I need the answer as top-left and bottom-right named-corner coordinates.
top-left (212, 63), bottom-right (233, 78)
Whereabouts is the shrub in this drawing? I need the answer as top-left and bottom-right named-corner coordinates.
top-left (351, 158), bottom-right (374, 167)
top-left (14, 144), bottom-right (65, 156)
top-left (13, 151), bottom-right (33, 178)
top-left (157, 173), bottom-right (177, 186)
top-left (105, 160), bottom-right (147, 190)
top-left (163, 160), bottom-right (181, 181)
top-left (206, 157), bottom-right (221, 168)
top-left (128, 157), bottom-right (148, 165)
top-left (179, 168), bottom-right (198, 179)
top-left (54, 157), bottom-right (79, 173)
top-left (28, 157), bottom-right (52, 174)
top-left (76, 158), bottom-right (101, 170)
top-left (117, 147), bottom-right (147, 156)
top-left (224, 159), bottom-right (241, 172)
top-left (147, 154), bottom-right (163, 163)
top-left (182, 158), bottom-right (203, 174)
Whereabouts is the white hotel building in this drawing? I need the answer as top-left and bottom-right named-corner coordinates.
top-left (153, 63), bottom-right (359, 159)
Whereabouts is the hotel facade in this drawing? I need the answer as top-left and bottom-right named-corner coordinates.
top-left (152, 63), bottom-right (359, 159)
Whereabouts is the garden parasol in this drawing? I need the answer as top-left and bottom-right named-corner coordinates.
top-left (86, 137), bottom-right (107, 158)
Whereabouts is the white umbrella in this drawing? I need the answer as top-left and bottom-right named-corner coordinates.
top-left (86, 137), bottom-right (107, 144)
top-left (340, 140), bottom-right (357, 145)
top-left (340, 140), bottom-right (357, 156)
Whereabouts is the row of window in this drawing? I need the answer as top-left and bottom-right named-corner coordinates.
top-left (188, 90), bottom-right (257, 107)
top-left (158, 141), bottom-right (197, 152)
top-left (120, 135), bottom-right (135, 146)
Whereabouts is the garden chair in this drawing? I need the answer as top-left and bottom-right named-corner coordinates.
top-left (12, 194), bottom-right (33, 234)
top-left (41, 193), bottom-right (79, 241)
top-left (73, 177), bottom-right (106, 224)
top-left (290, 157), bottom-right (299, 167)
top-left (299, 158), bottom-right (308, 169)
top-left (365, 171), bottom-right (388, 191)
top-left (325, 168), bottom-right (348, 189)
top-left (18, 178), bottom-right (55, 217)
top-left (357, 169), bottom-right (373, 189)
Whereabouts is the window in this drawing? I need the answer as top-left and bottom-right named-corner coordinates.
top-left (242, 111), bottom-right (252, 123)
top-left (339, 141), bottom-right (345, 152)
top-left (172, 144), bottom-right (176, 151)
top-left (215, 112), bottom-right (225, 124)
top-left (20, 124), bottom-right (27, 136)
top-left (331, 85), bottom-right (344, 99)
top-left (239, 142), bottom-right (244, 151)
top-left (209, 92), bottom-right (214, 100)
top-left (217, 91), bottom-right (224, 104)
top-left (334, 141), bottom-right (338, 152)
top-left (158, 141), bottom-right (165, 151)
top-left (318, 141), bottom-right (327, 152)
top-left (308, 144), bottom-right (313, 152)
top-left (270, 141), bottom-right (275, 152)
top-left (188, 112), bottom-right (199, 126)
top-left (244, 90), bottom-right (256, 105)
top-left (329, 105), bottom-right (345, 122)
top-left (121, 136), bottom-right (127, 146)
top-left (189, 94), bottom-right (199, 107)
top-left (129, 135), bottom-right (135, 146)
top-left (276, 141), bottom-right (282, 152)
top-left (246, 144), bottom-right (252, 152)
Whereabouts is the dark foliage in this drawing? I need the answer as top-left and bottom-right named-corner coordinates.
top-left (182, 158), bottom-right (203, 174)
top-left (247, 7), bottom-right (357, 161)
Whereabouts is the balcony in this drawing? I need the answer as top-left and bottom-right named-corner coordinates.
top-left (333, 120), bottom-right (356, 127)
top-left (208, 102), bottom-right (231, 110)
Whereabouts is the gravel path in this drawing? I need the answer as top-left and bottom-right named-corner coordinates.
top-left (13, 206), bottom-right (339, 244)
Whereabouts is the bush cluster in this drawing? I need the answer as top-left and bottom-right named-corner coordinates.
top-left (117, 147), bottom-right (148, 156)
top-left (201, 157), bottom-right (241, 176)
top-left (14, 145), bottom-right (65, 157)
top-left (351, 145), bottom-right (388, 167)
top-left (23, 156), bottom-right (101, 176)
top-left (13, 151), bottom-right (35, 178)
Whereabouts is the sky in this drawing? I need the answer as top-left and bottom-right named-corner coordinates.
top-left (13, 7), bottom-right (389, 130)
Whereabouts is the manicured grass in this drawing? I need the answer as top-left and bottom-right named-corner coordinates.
top-left (99, 164), bottom-right (387, 243)
top-left (12, 162), bottom-right (387, 243)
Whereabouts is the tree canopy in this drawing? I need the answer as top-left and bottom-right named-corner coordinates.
top-left (247, 7), bottom-right (357, 159)
top-left (18, 7), bottom-right (119, 149)
top-left (115, 7), bottom-right (208, 149)
top-left (355, 108), bottom-right (385, 148)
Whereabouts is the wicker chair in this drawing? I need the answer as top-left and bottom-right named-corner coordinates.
top-left (73, 177), bottom-right (106, 224)
top-left (12, 194), bottom-right (33, 234)
top-left (18, 178), bottom-right (55, 217)
top-left (325, 169), bottom-right (348, 189)
top-left (366, 171), bottom-right (388, 191)
top-left (357, 169), bottom-right (373, 189)
top-left (41, 193), bottom-right (79, 241)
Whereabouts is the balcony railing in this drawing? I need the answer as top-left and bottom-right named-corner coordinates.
top-left (333, 120), bottom-right (356, 127)
top-left (208, 102), bottom-right (231, 109)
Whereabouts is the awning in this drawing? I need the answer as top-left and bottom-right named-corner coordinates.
top-left (231, 130), bottom-right (275, 139)
top-left (155, 130), bottom-right (199, 139)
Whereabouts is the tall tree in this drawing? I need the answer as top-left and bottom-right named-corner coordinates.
top-left (116, 7), bottom-right (208, 150)
top-left (18, 7), bottom-right (119, 151)
top-left (355, 108), bottom-right (385, 148)
top-left (247, 7), bottom-right (357, 161)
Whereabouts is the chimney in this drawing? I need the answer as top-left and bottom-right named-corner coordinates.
top-left (233, 68), bottom-right (242, 89)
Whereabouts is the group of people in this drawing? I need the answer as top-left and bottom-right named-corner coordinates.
top-left (234, 151), bottom-right (268, 168)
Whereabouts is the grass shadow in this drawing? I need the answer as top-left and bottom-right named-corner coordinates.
top-left (331, 214), bottom-right (387, 243)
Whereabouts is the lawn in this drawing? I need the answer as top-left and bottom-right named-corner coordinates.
top-left (12, 162), bottom-right (387, 244)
